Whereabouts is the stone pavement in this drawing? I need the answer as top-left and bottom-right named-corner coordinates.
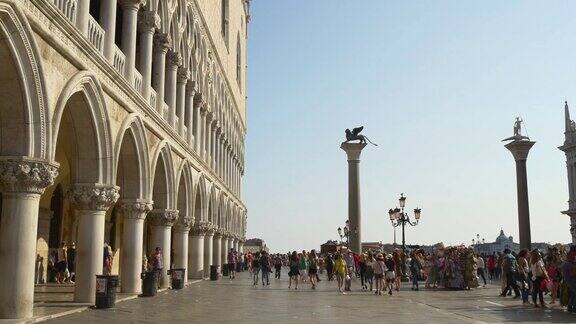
top-left (44, 270), bottom-right (575, 323)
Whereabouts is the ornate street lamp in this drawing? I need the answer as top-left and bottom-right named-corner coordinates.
top-left (388, 193), bottom-right (421, 280)
top-left (337, 221), bottom-right (350, 246)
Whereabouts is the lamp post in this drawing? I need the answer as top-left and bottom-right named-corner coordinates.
top-left (337, 221), bottom-right (350, 246)
top-left (388, 193), bottom-right (421, 280)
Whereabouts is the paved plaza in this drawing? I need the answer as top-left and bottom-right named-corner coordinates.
top-left (44, 270), bottom-right (575, 323)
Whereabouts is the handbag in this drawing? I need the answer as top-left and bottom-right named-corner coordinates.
top-left (540, 278), bottom-right (550, 292)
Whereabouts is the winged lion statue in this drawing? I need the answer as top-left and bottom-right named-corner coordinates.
top-left (344, 126), bottom-right (378, 146)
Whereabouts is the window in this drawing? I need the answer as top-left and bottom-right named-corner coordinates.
top-left (221, 0), bottom-right (229, 45)
top-left (236, 36), bottom-right (241, 88)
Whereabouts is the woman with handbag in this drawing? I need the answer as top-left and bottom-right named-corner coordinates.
top-left (530, 249), bottom-right (549, 308)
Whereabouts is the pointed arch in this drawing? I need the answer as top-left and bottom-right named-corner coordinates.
top-left (175, 159), bottom-right (193, 221)
top-left (113, 114), bottom-right (150, 200)
top-left (0, 2), bottom-right (50, 159)
top-left (193, 173), bottom-right (207, 224)
top-left (52, 71), bottom-right (114, 184)
top-left (150, 140), bottom-right (176, 209)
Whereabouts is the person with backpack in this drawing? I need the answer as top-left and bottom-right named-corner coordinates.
top-left (274, 254), bottom-right (282, 279)
top-left (260, 251), bottom-right (271, 286)
top-left (500, 248), bottom-right (520, 298)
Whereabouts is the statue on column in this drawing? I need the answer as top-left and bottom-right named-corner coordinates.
top-left (344, 126), bottom-right (378, 146)
top-left (502, 117), bottom-right (530, 141)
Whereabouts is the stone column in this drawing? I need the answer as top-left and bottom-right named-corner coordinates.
top-left (203, 225), bottom-right (215, 277)
top-left (185, 83), bottom-right (196, 144)
top-left (76, 0), bottom-right (90, 35)
top-left (504, 140), bottom-right (536, 250)
top-left (212, 230), bottom-right (222, 271)
top-left (119, 0), bottom-right (144, 82)
top-left (197, 106), bottom-right (207, 156)
top-left (238, 239), bottom-right (245, 254)
top-left (119, 200), bottom-right (152, 294)
top-left (0, 158), bottom-right (58, 319)
top-left (214, 130), bottom-right (221, 176)
top-left (176, 67), bottom-right (189, 136)
top-left (99, 0), bottom-right (118, 61)
top-left (165, 51), bottom-right (181, 127)
top-left (137, 11), bottom-right (160, 101)
top-left (221, 233), bottom-right (229, 267)
top-left (189, 222), bottom-right (209, 279)
top-left (340, 142), bottom-right (367, 254)
top-left (205, 113), bottom-right (213, 163)
top-left (152, 33), bottom-right (171, 112)
top-left (173, 216), bottom-right (192, 283)
top-left (147, 209), bottom-right (179, 288)
top-left (193, 100), bottom-right (203, 152)
top-left (70, 184), bottom-right (120, 303)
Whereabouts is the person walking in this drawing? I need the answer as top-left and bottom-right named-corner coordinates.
top-left (384, 254), bottom-right (396, 295)
top-left (288, 251), bottom-right (300, 290)
top-left (516, 249), bottom-right (530, 304)
top-left (343, 249), bottom-right (354, 291)
top-left (308, 249), bottom-right (319, 289)
top-left (487, 253), bottom-right (496, 283)
top-left (373, 253), bottom-right (386, 295)
top-left (476, 253), bottom-right (487, 287)
top-left (365, 253), bottom-right (375, 291)
top-left (252, 252), bottom-right (261, 285)
top-left (261, 251), bottom-right (272, 285)
top-left (409, 251), bottom-right (422, 291)
top-left (67, 242), bottom-right (76, 283)
top-left (152, 247), bottom-right (163, 288)
top-left (500, 249), bottom-right (520, 298)
top-left (359, 254), bottom-right (367, 290)
top-left (56, 242), bottom-right (68, 284)
top-left (274, 254), bottom-right (282, 279)
top-left (299, 251), bottom-right (308, 283)
top-left (334, 253), bottom-right (347, 294)
top-left (530, 249), bottom-right (549, 308)
top-left (326, 254), bottom-right (334, 281)
top-left (562, 246), bottom-right (576, 313)
top-left (227, 248), bottom-right (237, 279)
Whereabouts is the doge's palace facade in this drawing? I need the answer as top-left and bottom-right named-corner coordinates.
top-left (0, 0), bottom-right (248, 319)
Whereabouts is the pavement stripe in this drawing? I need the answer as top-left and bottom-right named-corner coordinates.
top-left (484, 301), bottom-right (505, 307)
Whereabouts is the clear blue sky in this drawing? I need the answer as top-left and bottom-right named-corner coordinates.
top-left (243, 1), bottom-right (576, 252)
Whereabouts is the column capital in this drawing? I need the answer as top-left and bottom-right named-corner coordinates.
top-left (119, 200), bottom-right (153, 220)
top-left (0, 157), bottom-right (59, 194)
top-left (213, 228), bottom-right (224, 238)
top-left (138, 11), bottom-right (160, 33)
top-left (148, 209), bottom-right (179, 226)
top-left (190, 220), bottom-right (213, 235)
top-left (504, 140), bottom-right (536, 161)
top-left (153, 33), bottom-right (172, 54)
top-left (119, 0), bottom-right (146, 10)
top-left (69, 183), bottom-right (120, 211)
top-left (177, 67), bottom-right (190, 84)
top-left (174, 216), bottom-right (193, 231)
top-left (340, 142), bottom-right (367, 161)
top-left (186, 81), bottom-right (197, 95)
top-left (166, 50), bottom-right (182, 68)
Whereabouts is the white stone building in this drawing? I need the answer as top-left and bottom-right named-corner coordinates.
top-left (0, 0), bottom-right (249, 319)
top-left (475, 230), bottom-right (520, 255)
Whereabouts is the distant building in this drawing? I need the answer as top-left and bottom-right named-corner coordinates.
top-left (244, 238), bottom-right (269, 254)
top-left (320, 240), bottom-right (339, 255)
top-left (475, 229), bottom-right (520, 254)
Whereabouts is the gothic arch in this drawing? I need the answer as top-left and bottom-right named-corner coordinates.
top-left (149, 140), bottom-right (176, 209)
top-left (113, 114), bottom-right (150, 200)
top-left (0, 2), bottom-right (50, 159)
top-left (194, 173), bottom-right (207, 223)
top-left (175, 159), bottom-right (193, 221)
top-left (52, 71), bottom-right (113, 184)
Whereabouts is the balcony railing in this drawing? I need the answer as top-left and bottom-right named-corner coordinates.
top-left (87, 16), bottom-right (104, 54)
top-left (112, 46), bottom-right (125, 76)
top-left (134, 70), bottom-right (143, 95)
top-left (51, 0), bottom-right (77, 24)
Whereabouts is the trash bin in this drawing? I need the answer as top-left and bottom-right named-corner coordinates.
top-left (169, 268), bottom-right (185, 289)
top-left (222, 263), bottom-right (230, 277)
top-left (141, 271), bottom-right (158, 297)
top-left (210, 265), bottom-right (220, 281)
top-left (95, 275), bottom-right (119, 309)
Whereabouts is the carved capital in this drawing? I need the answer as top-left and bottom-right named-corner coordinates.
top-left (69, 184), bottom-right (120, 211)
top-left (119, 200), bottom-right (153, 220)
top-left (213, 228), bottom-right (223, 238)
top-left (148, 209), bottom-right (179, 226)
top-left (119, 0), bottom-right (146, 10)
top-left (153, 33), bottom-right (171, 54)
top-left (0, 158), bottom-right (59, 194)
top-left (174, 216), bottom-right (193, 231)
top-left (166, 50), bottom-right (182, 67)
top-left (138, 11), bottom-right (160, 32)
top-left (177, 67), bottom-right (190, 83)
top-left (186, 81), bottom-right (197, 96)
top-left (189, 221), bottom-right (210, 235)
